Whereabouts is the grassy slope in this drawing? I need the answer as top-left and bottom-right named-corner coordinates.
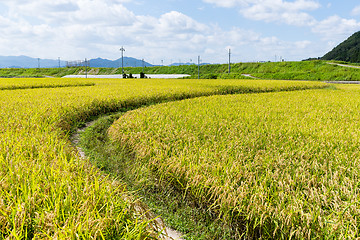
top-left (2, 60), bottom-right (360, 81)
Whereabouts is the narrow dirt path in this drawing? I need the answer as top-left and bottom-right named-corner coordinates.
top-left (70, 121), bottom-right (184, 240)
top-left (325, 62), bottom-right (360, 84)
top-left (327, 62), bottom-right (360, 69)
top-left (241, 74), bottom-right (258, 79)
top-left (325, 81), bottom-right (360, 84)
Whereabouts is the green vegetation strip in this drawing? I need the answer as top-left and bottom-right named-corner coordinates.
top-left (109, 85), bottom-right (360, 239)
top-left (4, 60), bottom-right (360, 81)
top-left (0, 78), bottom-right (326, 238)
top-left (0, 83), bottom-right (95, 90)
top-left (0, 78), bottom-right (95, 90)
top-left (0, 67), bottom-right (88, 78)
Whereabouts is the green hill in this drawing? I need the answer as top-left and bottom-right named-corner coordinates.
top-left (322, 31), bottom-right (360, 62)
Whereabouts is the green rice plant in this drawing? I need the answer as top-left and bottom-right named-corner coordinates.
top-left (109, 84), bottom-right (360, 239)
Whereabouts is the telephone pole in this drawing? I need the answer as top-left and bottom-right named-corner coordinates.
top-left (198, 55), bottom-right (201, 79)
top-left (85, 58), bottom-right (88, 79)
top-left (120, 46), bottom-right (125, 74)
top-left (228, 48), bottom-right (231, 74)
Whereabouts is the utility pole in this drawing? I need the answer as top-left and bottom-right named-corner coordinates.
top-left (142, 59), bottom-right (145, 73)
top-left (228, 49), bottom-right (231, 74)
top-left (85, 58), bottom-right (88, 79)
top-left (198, 55), bottom-right (201, 79)
top-left (120, 46), bottom-right (125, 74)
top-left (38, 58), bottom-right (40, 69)
top-left (58, 57), bottom-right (60, 68)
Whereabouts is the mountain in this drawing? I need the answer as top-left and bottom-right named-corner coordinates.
top-left (0, 56), bottom-right (66, 68)
top-left (0, 56), bottom-right (153, 68)
top-left (89, 57), bottom-right (153, 68)
top-left (322, 31), bottom-right (360, 63)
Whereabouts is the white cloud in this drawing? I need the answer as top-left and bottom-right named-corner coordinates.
top-left (203, 0), bottom-right (320, 26)
top-left (241, 5), bottom-right (316, 26)
top-left (203, 0), bottom-right (360, 58)
top-left (203, 0), bottom-right (238, 8)
top-left (0, 0), bottom-right (143, 59)
top-left (0, 0), bottom-right (355, 63)
top-left (295, 40), bottom-right (312, 49)
top-left (203, 0), bottom-right (320, 11)
top-left (7, 0), bottom-right (137, 26)
top-left (312, 15), bottom-right (360, 41)
top-left (352, 6), bottom-right (360, 16)
top-left (0, 0), bottom-right (277, 62)
top-left (157, 11), bottom-right (209, 34)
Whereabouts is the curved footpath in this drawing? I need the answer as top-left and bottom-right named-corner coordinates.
top-left (325, 62), bottom-right (360, 84)
top-left (71, 121), bottom-right (184, 240)
top-left (327, 62), bottom-right (360, 69)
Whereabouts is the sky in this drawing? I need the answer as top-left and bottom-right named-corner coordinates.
top-left (0, 0), bottom-right (360, 64)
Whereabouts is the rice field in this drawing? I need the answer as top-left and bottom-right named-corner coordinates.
top-left (0, 78), bottom-right (325, 238)
top-left (109, 84), bottom-right (360, 239)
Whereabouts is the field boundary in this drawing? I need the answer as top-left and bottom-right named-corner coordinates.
top-left (0, 82), bottom-right (95, 91)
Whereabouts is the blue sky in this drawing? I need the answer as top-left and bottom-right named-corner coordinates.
top-left (0, 0), bottom-right (360, 64)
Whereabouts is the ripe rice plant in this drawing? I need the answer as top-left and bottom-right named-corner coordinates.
top-left (0, 77), bottom-right (326, 238)
top-left (109, 84), bottom-right (360, 239)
